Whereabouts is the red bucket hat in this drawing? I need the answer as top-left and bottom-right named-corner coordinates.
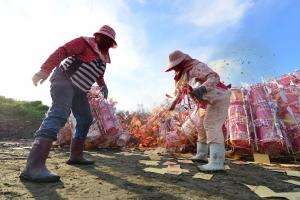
top-left (94, 25), bottom-right (118, 48)
top-left (165, 50), bottom-right (188, 72)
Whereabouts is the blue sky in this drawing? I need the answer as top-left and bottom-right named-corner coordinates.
top-left (0, 0), bottom-right (299, 111)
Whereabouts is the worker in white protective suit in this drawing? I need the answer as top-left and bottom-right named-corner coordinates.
top-left (166, 50), bottom-right (230, 171)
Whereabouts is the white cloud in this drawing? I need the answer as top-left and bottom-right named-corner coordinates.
top-left (209, 58), bottom-right (242, 84)
top-left (179, 0), bottom-right (254, 34)
top-left (0, 0), bottom-right (149, 111)
top-left (0, 0), bottom-right (256, 111)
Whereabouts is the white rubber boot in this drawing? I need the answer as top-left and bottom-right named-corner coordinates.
top-left (198, 143), bottom-right (225, 172)
top-left (191, 142), bottom-right (208, 163)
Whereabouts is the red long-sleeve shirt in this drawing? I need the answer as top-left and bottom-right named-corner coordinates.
top-left (40, 37), bottom-right (106, 87)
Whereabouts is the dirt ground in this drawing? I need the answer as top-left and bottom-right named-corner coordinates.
top-left (1, 140), bottom-right (300, 200)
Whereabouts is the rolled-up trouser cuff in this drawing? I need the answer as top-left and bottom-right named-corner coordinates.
top-left (73, 135), bottom-right (87, 140)
top-left (34, 130), bottom-right (58, 140)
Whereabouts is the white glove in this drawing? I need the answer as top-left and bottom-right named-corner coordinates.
top-left (32, 70), bottom-right (49, 86)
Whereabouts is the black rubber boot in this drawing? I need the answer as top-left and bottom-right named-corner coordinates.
top-left (66, 138), bottom-right (94, 165)
top-left (19, 137), bottom-right (60, 183)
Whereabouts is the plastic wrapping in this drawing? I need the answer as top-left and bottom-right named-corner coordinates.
top-left (249, 84), bottom-right (285, 153)
top-left (275, 85), bottom-right (300, 153)
top-left (181, 109), bottom-right (201, 138)
top-left (227, 89), bottom-right (251, 149)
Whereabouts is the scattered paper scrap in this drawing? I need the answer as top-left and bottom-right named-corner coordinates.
top-left (280, 164), bottom-right (300, 169)
top-left (284, 180), bottom-right (300, 186)
top-left (90, 153), bottom-right (115, 159)
top-left (167, 164), bottom-right (181, 169)
top-left (143, 150), bottom-right (161, 160)
top-left (165, 165), bottom-right (189, 175)
top-left (262, 166), bottom-right (283, 171)
top-left (224, 165), bottom-right (231, 170)
top-left (162, 161), bottom-right (177, 166)
top-left (139, 160), bottom-right (160, 166)
top-left (11, 147), bottom-right (24, 150)
top-left (115, 152), bottom-right (144, 156)
top-left (173, 153), bottom-right (193, 159)
top-left (192, 172), bottom-right (213, 180)
top-left (245, 184), bottom-right (300, 200)
top-left (253, 153), bottom-right (270, 164)
top-left (180, 169), bottom-right (190, 173)
top-left (144, 150), bottom-right (156, 155)
top-left (262, 163), bottom-right (277, 167)
top-left (148, 153), bottom-right (161, 160)
top-left (286, 170), bottom-right (300, 178)
top-left (144, 167), bottom-right (166, 174)
top-left (143, 165), bottom-right (189, 175)
top-left (165, 170), bottom-right (182, 175)
top-left (271, 169), bottom-right (300, 178)
top-left (245, 184), bottom-right (277, 198)
top-left (154, 147), bottom-right (167, 154)
top-left (232, 161), bottom-right (249, 165)
top-left (178, 159), bottom-right (194, 164)
top-left (278, 192), bottom-right (300, 200)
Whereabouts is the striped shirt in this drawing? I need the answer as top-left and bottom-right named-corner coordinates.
top-left (60, 56), bottom-right (106, 92)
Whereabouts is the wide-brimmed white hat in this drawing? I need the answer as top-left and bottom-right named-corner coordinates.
top-left (93, 25), bottom-right (117, 48)
top-left (165, 50), bottom-right (188, 72)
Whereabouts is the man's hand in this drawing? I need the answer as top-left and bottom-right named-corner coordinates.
top-left (189, 86), bottom-right (207, 102)
top-left (32, 70), bottom-right (49, 86)
top-left (100, 85), bottom-right (108, 99)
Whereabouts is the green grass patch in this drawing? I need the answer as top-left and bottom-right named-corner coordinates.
top-left (0, 96), bottom-right (48, 121)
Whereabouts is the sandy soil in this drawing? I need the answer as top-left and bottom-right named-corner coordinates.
top-left (1, 140), bottom-right (300, 200)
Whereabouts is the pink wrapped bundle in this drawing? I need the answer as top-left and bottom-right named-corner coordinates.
top-left (181, 109), bottom-right (200, 138)
top-left (276, 86), bottom-right (300, 153)
top-left (97, 99), bottom-right (119, 137)
top-left (280, 111), bottom-right (300, 129)
top-left (249, 85), bottom-right (285, 153)
top-left (249, 85), bottom-right (268, 104)
top-left (292, 70), bottom-right (300, 85)
top-left (278, 87), bottom-right (299, 105)
top-left (86, 87), bottom-right (121, 148)
top-left (265, 82), bottom-right (279, 96)
top-left (276, 74), bottom-right (295, 86)
top-left (228, 105), bottom-right (250, 148)
top-left (277, 86), bottom-right (299, 122)
top-left (254, 120), bottom-right (285, 154)
top-left (90, 98), bottom-right (119, 138)
top-left (254, 106), bottom-right (273, 120)
top-left (227, 89), bottom-right (251, 148)
top-left (229, 88), bottom-right (244, 105)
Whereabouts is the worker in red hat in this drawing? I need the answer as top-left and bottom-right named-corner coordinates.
top-left (20, 25), bottom-right (117, 182)
top-left (166, 50), bottom-right (230, 172)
